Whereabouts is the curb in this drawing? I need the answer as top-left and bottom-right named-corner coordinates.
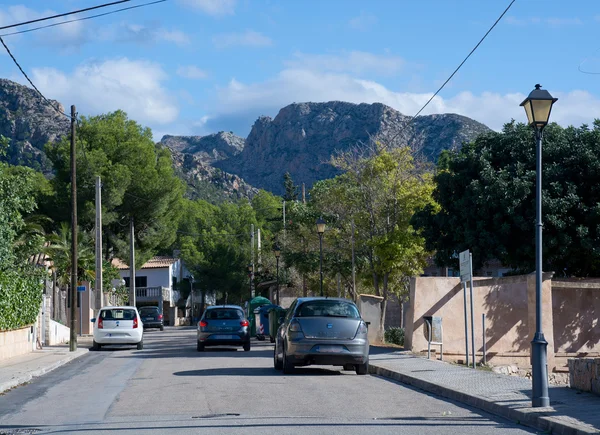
top-left (369, 363), bottom-right (600, 435)
top-left (0, 348), bottom-right (89, 394)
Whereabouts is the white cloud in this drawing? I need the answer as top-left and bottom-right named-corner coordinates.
top-left (285, 51), bottom-right (405, 76)
top-left (348, 12), bottom-right (377, 31)
top-left (29, 58), bottom-right (178, 126)
top-left (103, 23), bottom-right (190, 46)
top-left (156, 29), bottom-right (190, 45)
top-left (176, 65), bottom-right (208, 79)
top-left (212, 30), bottom-right (272, 49)
top-left (177, 0), bottom-right (235, 16)
top-left (209, 68), bottom-right (600, 132)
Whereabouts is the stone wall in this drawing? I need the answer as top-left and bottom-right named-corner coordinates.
top-left (568, 358), bottom-right (600, 395)
top-left (358, 294), bottom-right (383, 343)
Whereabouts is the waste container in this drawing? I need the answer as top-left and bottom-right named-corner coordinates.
top-left (247, 296), bottom-right (271, 337)
top-left (254, 305), bottom-right (276, 341)
top-left (268, 306), bottom-right (287, 343)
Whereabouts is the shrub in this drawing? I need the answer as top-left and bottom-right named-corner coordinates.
top-left (0, 269), bottom-right (43, 331)
top-left (384, 327), bottom-right (405, 346)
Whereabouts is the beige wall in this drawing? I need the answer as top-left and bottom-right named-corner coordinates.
top-left (405, 274), bottom-right (600, 371)
top-left (0, 326), bottom-right (35, 360)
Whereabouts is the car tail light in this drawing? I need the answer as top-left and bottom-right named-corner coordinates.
top-left (199, 320), bottom-right (208, 328)
top-left (133, 316), bottom-right (138, 329)
top-left (355, 321), bottom-right (368, 336)
top-left (289, 319), bottom-right (303, 332)
top-left (158, 314), bottom-right (163, 320)
top-left (240, 320), bottom-right (249, 327)
top-left (97, 317), bottom-right (103, 329)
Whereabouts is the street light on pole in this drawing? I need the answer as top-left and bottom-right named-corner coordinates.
top-left (273, 244), bottom-right (281, 305)
top-left (520, 84), bottom-right (557, 408)
top-left (316, 217), bottom-right (326, 297)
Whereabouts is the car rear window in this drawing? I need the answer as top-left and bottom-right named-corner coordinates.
top-left (296, 300), bottom-right (360, 318)
top-left (206, 309), bottom-right (244, 320)
top-left (139, 307), bottom-right (159, 315)
top-left (100, 309), bottom-right (137, 320)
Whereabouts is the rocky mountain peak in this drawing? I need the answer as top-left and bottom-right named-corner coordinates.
top-left (160, 131), bottom-right (244, 164)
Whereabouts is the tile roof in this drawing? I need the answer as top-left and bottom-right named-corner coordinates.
top-left (112, 256), bottom-right (179, 270)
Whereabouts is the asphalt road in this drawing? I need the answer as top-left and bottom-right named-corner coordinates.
top-left (0, 327), bottom-right (537, 435)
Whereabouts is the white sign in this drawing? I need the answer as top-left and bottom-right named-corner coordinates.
top-left (459, 250), bottom-right (471, 283)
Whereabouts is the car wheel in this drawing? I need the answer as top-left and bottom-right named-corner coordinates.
top-left (136, 341), bottom-right (144, 350)
top-left (282, 344), bottom-right (294, 374)
top-left (243, 341), bottom-right (251, 352)
top-left (197, 341), bottom-right (204, 352)
top-left (270, 336), bottom-right (275, 343)
top-left (273, 344), bottom-right (283, 370)
top-left (92, 340), bottom-right (101, 351)
top-left (343, 364), bottom-right (354, 371)
top-left (355, 361), bottom-right (369, 375)
top-left (160, 325), bottom-right (164, 331)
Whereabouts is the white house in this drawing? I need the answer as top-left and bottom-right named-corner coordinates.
top-left (112, 256), bottom-right (190, 326)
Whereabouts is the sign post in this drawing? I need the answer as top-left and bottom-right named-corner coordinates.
top-left (459, 250), bottom-right (472, 367)
top-left (77, 285), bottom-right (85, 336)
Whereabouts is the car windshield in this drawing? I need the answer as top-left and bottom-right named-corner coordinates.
top-left (100, 309), bottom-right (136, 320)
top-left (206, 309), bottom-right (244, 320)
top-left (296, 300), bottom-right (360, 318)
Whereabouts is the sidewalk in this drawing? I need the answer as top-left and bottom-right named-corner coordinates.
top-left (369, 351), bottom-right (600, 435)
top-left (0, 336), bottom-right (92, 394)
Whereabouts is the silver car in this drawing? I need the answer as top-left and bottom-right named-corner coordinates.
top-left (273, 297), bottom-right (369, 375)
top-left (197, 305), bottom-right (251, 352)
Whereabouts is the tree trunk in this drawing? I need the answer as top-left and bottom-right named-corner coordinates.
top-left (379, 272), bottom-right (389, 340)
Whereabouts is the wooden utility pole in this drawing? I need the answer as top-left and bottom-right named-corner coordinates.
top-left (351, 219), bottom-right (357, 303)
top-left (69, 105), bottom-right (78, 352)
top-left (129, 217), bottom-right (136, 307)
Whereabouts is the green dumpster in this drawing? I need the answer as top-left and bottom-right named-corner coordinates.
top-left (247, 296), bottom-right (271, 337)
top-left (268, 306), bottom-right (287, 343)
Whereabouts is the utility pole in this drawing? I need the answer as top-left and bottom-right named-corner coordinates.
top-left (302, 183), bottom-right (306, 203)
top-left (69, 105), bottom-right (78, 352)
top-left (250, 224), bottom-right (255, 298)
top-left (257, 228), bottom-right (262, 266)
top-left (129, 217), bottom-right (136, 307)
top-left (95, 176), bottom-right (103, 312)
top-left (351, 219), bottom-right (357, 303)
top-left (282, 200), bottom-right (286, 248)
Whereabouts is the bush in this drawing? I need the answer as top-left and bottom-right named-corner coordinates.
top-left (0, 269), bottom-right (43, 331)
top-left (384, 327), bottom-right (405, 346)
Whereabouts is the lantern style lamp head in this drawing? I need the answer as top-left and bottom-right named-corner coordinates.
top-left (520, 84), bottom-right (558, 130)
top-left (316, 217), bottom-right (326, 235)
top-left (273, 244), bottom-right (281, 259)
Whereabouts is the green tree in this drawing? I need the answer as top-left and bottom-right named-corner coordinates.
top-left (42, 110), bottom-right (185, 266)
top-left (413, 120), bottom-right (600, 276)
top-left (283, 172), bottom-right (298, 202)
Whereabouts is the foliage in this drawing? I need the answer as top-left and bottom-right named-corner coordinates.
top-left (41, 110), bottom-right (185, 267)
top-left (384, 327), bottom-right (405, 346)
top-left (413, 121), bottom-right (600, 276)
top-left (0, 269), bottom-right (45, 331)
top-left (283, 172), bottom-right (298, 201)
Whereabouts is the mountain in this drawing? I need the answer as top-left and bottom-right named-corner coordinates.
top-left (160, 131), bottom-right (244, 164)
top-left (214, 101), bottom-right (491, 194)
top-left (0, 79), bottom-right (69, 173)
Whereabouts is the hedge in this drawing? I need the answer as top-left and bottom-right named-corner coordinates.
top-left (384, 327), bottom-right (405, 346)
top-left (0, 269), bottom-right (43, 331)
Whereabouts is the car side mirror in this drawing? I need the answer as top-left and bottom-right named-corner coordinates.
top-left (91, 318), bottom-right (96, 323)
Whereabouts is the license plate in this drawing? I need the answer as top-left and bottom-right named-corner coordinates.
top-left (317, 345), bottom-right (342, 353)
top-left (146, 317), bottom-right (155, 321)
top-left (213, 335), bottom-right (236, 340)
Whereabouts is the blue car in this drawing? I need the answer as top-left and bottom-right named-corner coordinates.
top-left (197, 305), bottom-right (251, 352)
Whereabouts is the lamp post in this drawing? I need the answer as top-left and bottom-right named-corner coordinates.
top-left (316, 217), bottom-right (326, 297)
top-left (247, 264), bottom-right (253, 300)
top-left (273, 244), bottom-right (281, 305)
top-left (520, 84), bottom-right (557, 408)
top-left (188, 274), bottom-right (194, 323)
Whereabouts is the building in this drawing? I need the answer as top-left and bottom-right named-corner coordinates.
top-left (112, 256), bottom-right (189, 326)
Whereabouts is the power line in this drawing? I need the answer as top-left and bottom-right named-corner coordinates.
top-left (0, 0), bottom-right (168, 38)
top-left (388, 0), bottom-right (516, 149)
top-left (0, 0), bottom-right (130, 31)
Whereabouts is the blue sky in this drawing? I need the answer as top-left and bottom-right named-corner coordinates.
top-left (1, 0), bottom-right (599, 141)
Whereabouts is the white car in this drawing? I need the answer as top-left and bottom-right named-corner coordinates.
top-left (91, 306), bottom-right (144, 350)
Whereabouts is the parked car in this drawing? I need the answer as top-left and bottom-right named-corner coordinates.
top-left (91, 306), bottom-right (144, 351)
top-left (138, 306), bottom-right (164, 331)
top-left (273, 297), bottom-right (369, 375)
top-left (197, 305), bottom-right (251, 352)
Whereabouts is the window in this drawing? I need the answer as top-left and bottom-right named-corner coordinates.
top-left (123, 276), bottom-right (147, 287)
top-left (295, 300), bottom-right (360, 319)
top-left (205, 309), bottom-right (244, 320)
top-left (100, 309), bottom-right (136, 320)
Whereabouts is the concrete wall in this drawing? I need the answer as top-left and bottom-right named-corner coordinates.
top-left (0, 326), bottom-right (36, 360)
top-left (358, 294), bottom-right (383, 343)
top-left (46, 319), bottom-right (70, 345)
top-left (569, 358), bottom-right (600, 395)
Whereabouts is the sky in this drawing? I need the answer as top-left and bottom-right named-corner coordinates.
top-left (1, 0), bottom-right (599, 141)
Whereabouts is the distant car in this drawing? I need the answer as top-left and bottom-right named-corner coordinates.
top-left (91, 306), bottom-right (144, 351)
top-left (197, 305), bottom-right (251, 352)
top-left (138, 306), bottom-right (164, 331)
top-left (274, 297), bottom-right (369, 375)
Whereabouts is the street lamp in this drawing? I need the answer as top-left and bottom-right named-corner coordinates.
top-left (273, 244), bottom-right (281, 305)
top-left (187, 274), bottom-right (194, 323)
top-left (316, 217), bottom-right (326, 297)
top-left (520, 84), bottom-right (557, 408)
